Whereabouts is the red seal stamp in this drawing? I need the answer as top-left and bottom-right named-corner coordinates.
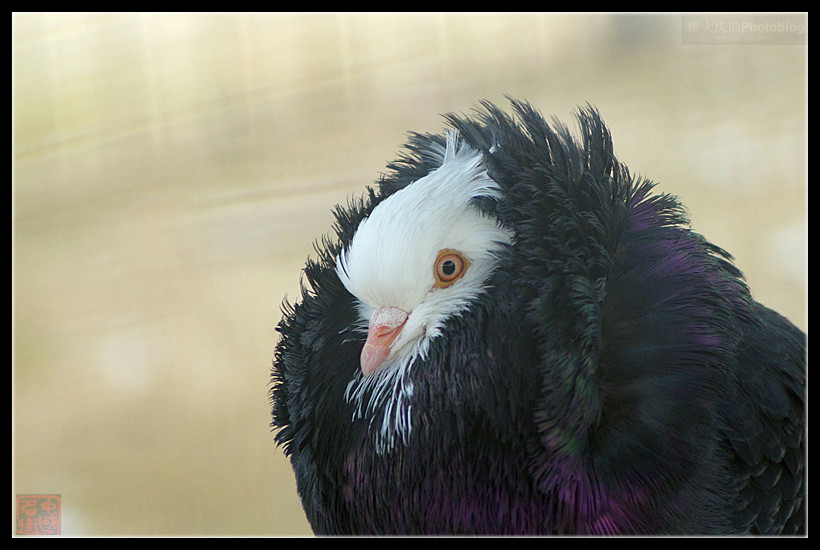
top-left (16, 494), bottom-right (61, 535)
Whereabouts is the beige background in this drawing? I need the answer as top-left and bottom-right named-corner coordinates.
top-left (13, 13), bottom-right (806, 536)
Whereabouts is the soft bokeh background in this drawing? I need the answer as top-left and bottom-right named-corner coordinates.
top-left (13, 13), bottom-right (806, 536)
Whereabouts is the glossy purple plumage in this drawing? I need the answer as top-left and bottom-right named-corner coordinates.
top-left (270, 100), bottom-right (805, 535)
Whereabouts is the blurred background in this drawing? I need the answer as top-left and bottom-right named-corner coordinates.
top-left (13, 13), bottom-right (806, 536)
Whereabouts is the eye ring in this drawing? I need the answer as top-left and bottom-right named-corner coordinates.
top-left (433, 249), bottom-right (470, 288)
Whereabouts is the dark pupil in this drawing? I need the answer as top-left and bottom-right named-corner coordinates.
top-left (441, 260), bottom-right (456, 276)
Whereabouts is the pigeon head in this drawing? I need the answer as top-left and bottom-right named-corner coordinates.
top-left (336, 132), bottom-right (513, 374)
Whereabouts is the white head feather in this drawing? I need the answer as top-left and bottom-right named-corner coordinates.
top-left (336, 132), bottom-right (513, 452)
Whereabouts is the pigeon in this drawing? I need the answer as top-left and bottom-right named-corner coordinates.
top-left (270, 99), bottom-right (805, 535)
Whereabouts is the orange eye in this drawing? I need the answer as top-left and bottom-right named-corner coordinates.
top-left (433, 249), bottom-right (470, 288)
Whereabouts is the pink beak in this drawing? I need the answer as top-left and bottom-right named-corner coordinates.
top-left (360, 306), bottom-right (409, 375)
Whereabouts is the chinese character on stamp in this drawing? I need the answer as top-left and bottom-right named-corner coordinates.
top-left (16, 494), bottom-right (61, 535)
